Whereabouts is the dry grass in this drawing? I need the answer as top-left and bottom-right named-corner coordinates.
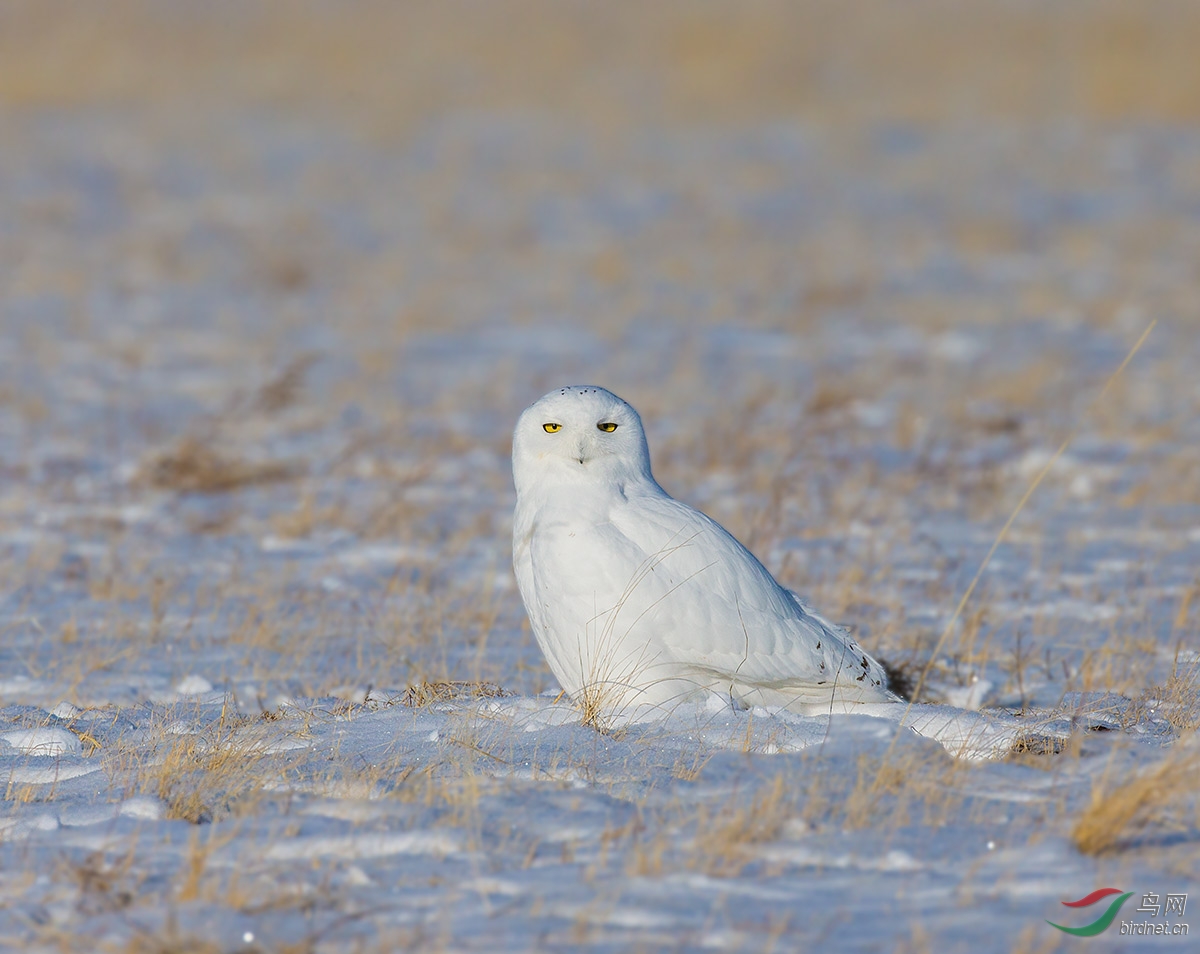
top-left (1131, 654), bottom-right (1200, 735)
top-left (3, 0), bottom-right (1200, 128)
top-left (125, 937), bottom-right (225, 954)
top-left (140, 436), bottom-right (299, 493)
top-left (577, 680), bottom-right (627, 734)
top-left (135, 712), bottom-right (290, 824)
top-left (1072, 744), bottom-right (1200, 855)
top-left (622, 742), bottom-right (974, 883)
top-left (846, 748), bottom-right (966, 831)
top-left (401, 680), bottom-right (508, 708)
top-left (1069, 658), bottom-right (1200, 854)
top-left (689, 774), bottom-right (790, 876)
top-left (58, 850), bottom-right (138, 915)
top-left (134, 355), bottom-right (318, 493)
top-left (253, 353), bottom-right (318, 415)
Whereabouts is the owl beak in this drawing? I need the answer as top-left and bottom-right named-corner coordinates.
top-left (574, 437), bottom-right (588, 465)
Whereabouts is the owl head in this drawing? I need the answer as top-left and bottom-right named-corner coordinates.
top-left (512, 386), bottom-right (654, 495)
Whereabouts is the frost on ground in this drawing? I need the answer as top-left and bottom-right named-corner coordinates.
top-left (3, 2), bottom-right (1200, 951)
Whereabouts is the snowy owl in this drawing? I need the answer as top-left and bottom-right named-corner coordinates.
top-left (512, 385), bottom-right (900, 728)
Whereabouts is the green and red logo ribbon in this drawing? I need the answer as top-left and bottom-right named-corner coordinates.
top-left (1047, 888), bottom-right (1133, 937)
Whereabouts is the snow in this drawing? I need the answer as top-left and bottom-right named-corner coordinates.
top-left (0, 728), bottom-right (82, 757)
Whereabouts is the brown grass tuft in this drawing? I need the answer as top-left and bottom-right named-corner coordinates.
top-left (141, 437), bottom-right (300, 493)
top-left (58, 851), bottom-right (137, 915)
top-left (125, 925), bottom-right (225, 954)
top-left (143, 716), bottom-right (284, 824)
top-left (402, 680), bottom-right (508, 708)
top-left (1072, 746), bottom-right (1200, 855)
top-left (253, 353), bottom-right (318, 414)
top-left (808, 746), bottom-right (964, 832)
top-left (577, 682), bottom-right (611, 732)
top-left (692, 774), bottom-right (790, 875)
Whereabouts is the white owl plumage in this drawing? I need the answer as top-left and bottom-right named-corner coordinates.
top-left (512, 385), bottom-right (900, 727)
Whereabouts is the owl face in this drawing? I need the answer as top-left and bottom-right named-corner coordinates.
top-left (512, 386), bottom-right (654, 492)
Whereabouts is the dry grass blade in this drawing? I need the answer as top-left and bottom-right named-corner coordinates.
top-left (147, 725), bottom-right (281, 824)
top-left (402, 680), bottom-right (508, 708)
top-left (254, 353), bottom-right (318, 413)
top-left (141, 437), bottom-right (300, 493)
top-left (59, 851), bottom-right (136, 914)
top-left (1072, 746), bottom-right (1200, 855)
top-left (907, 319), bottom-right (1157, 705)
top-left (691, 775), bottom-right (790, 876)
top-left (126, 935), bottom-right (224, 954)
top-left (1153, 654), bottom-right (1200, 734)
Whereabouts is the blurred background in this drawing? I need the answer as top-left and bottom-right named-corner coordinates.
top-left (7, 0), bottom-right (1200, 122)
top-left (1, 0), bottom-right (1198, 698)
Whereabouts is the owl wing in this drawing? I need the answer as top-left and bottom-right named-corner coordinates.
top-left (512, 500), bottom-right (544, 641)
top-left (511, 499), bottom-right (556, 657)
top-left (608, 488), bottom-right (893, 705)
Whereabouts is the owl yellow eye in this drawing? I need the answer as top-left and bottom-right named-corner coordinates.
top-left (543, 423), bottom-right (562, 433)
top-left (597, 422), bottom-right (618, 432)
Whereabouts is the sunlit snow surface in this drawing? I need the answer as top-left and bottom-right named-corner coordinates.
top-left (2, 99), bottom-right (1200, 954)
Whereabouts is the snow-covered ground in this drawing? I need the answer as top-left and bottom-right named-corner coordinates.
top-left (3, 5), bottom-right (1200, 951)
